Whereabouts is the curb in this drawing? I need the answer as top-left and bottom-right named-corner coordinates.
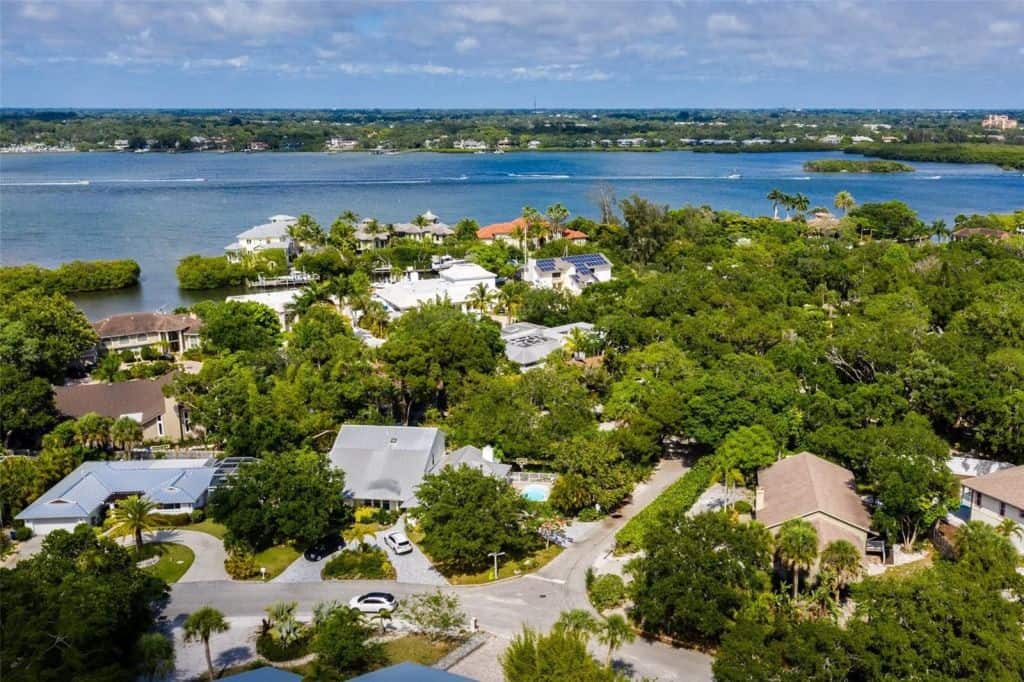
top-left (434, 632), bottom-right (491, 671)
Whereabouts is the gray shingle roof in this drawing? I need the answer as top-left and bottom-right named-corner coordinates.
top-left (328, 426), bottom-right (444, 504)
top-left (435, 446), bottom-right (512, 479)
top-left (16, 460), bottom-right (216, 522)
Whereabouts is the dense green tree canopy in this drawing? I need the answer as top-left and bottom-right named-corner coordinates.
top-left (195, 300), bottom-right (282, 353)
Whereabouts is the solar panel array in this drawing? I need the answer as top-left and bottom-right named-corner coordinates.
top-left (563, 254), bottom-right (610, 268)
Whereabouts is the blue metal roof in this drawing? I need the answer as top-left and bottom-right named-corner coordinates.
top-left (222, 668), bottom-right (301, 682)
top-left (350, 662), bottom-right (473, 681)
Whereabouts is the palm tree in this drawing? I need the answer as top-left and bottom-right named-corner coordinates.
top-left (833, 190), bottom-right (855, 216)
top-left (767, 188), bottom-right (787, 220)
top-left (995, 518), bottom-right (1024, 543)
top-left (496, 287), bottom-right (522, 324)
top-left (564, 326), bottom-right (593, 359)
top-left (286, 281), bottom-right (334, 322)
top-left (522, 205), bottom-right (548, 247)
top-left (819, 539), bottom-right (863, 602)
top-left (553, 609), bottom-right (599, 640)
top-left (776, 518), bottom-right (819, 599)
top-left (931, 219), bottom-right (949, 243)
top-left (709, 457), bottom-right (744, 509)
top-left (597, 613), bottom-right (635, 666)
top-left (110, 416), bottom-right (143, 457)
top-left (313, 600), bottom-right (342, 627)
top-left (184, 606), bottom-right (230, 682)
top-left (358, 300), bottom-right (390, 338)
top-left (791, 193), bottom-right (810, 217)
top-left (137, 632), bottom-right (175, 682)
top-left (546, 203), bottom-right (570, 237)
top-left (265, 601), bottom-right (297, 630)
top-left (74, 412), bottom-right (113, 449)
top-left (467, 283), bottom-right (494, 314)
top-left (510, 224), bottom-right (528, 258)
top-left (94, 353), bottom-right (122, 382)
top-left (411, 213), bottom-right (429, 228)
top-left (109, 495), bottom-right (157, 552)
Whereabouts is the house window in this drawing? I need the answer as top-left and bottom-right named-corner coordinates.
top-left (157, 415), bottom-right (164, 437)
top-left (976, 492), bottom-right (983, 506)
top-left (999, 502), bottom-right (1006, 516)
top-left (181, 409), bottom-right (191, 432)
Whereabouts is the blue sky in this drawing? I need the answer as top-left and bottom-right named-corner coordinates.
top-left (2, 0), bottom-right (1022, 109)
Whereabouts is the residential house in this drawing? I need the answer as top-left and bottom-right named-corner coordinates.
top-left (616, 137), bottom-right (646, 147)
top-left (755, 452), bottom-right (875, 567)
top-left (527, 140), bottom-right (542, 149)
top-left (961, 465), bottom-right (1024, 553)
top-left (54, 373), bottom-right (197, 443)
top-left (354, 218), bottom-right (392, 253)
top-left (850, 135), bottom-right (875, 143)
top-left (521, 253), bottom-right (613, 295)
top-left (16, 459), bottom-right (216, 535)
top-left (225, 214), bottom-right (297, 263)
top-left (390, 211), bottom-right (456, 244)
top-left (225, 288), bottom-right (305, 330)
top-left (93, 312), bottom-right (203, 356)
top-left (326, 138), bottom-right (360, 151)
top-left (246, 141), bottom-right (270, 152)
top-left (501, 321), bottom-right (596, 370)
top-left (327, 425), bottom-right (510, 510)
top-left (113, 139), bottom-right (130, 151)
top-left (951, 227), bottom-right (1011, 242)
top-left (476, 217), bottom-right (588, 246)
top-left (819, 134), bottom-right (843, 144)
top-left (453, 139), bottom-right (487, 151)
top-left (373, 262), bottom-right (497, 315)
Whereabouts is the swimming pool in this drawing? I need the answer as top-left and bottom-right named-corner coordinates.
top-left (521, 483), bottom-right (551, 502)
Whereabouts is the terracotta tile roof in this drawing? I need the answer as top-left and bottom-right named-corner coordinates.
top-left (963, 465), bottom-right (1024, 508)
top-left (477, 217), bottom-right (530, 239)
top-left (563, 229), bottom-right (588, 240)
top-left (757, 452), bottom-right (872, 532)
top-left (54, 373), bottom-right (175, 424)
top-left (93, 312), bottom-right (202, 339)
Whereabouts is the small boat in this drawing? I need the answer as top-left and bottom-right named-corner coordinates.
top-left (726, 173), bottom-right (741, 179)
top-left (494, 149), bottom-right (505, 154)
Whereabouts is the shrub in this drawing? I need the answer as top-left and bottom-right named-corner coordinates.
top-left (0, 259), bottom-right (140, 295)
top-left (140, 345), bottom-right (162, 361)
top-left (577, 507), bottom-right (604, 522)
top-left (322, 546), bottom-right (396, 580)
top-left (588, 573), bottom-right (626, 612)
top-left (733, 500), bottom-right (753, 514)
top-left (149, 513), bottom-right (192, 527)
top-left (225, 548), bottom-right (260, 579)
top-left (615, 456), bottom-right (717, 553)
top-left (13, 526), bottom-right (32, 541)
top-left (119, 349), bottom-right (137, 363)
top-left (176, 254), bottom-right (247, 290)
top-left (190, 509), bottom-right (205, 523)
top-left (255, 630), bottom-right (311, 662)
top-left (354, 506), bottom-right (378, 524)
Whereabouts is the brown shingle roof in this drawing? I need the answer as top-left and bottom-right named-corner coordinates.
top-left (54, 374), bottom-right (175, 424)
top-left (757, 452), bottom-right (872, 532)
top-left (963, 466), bottom-right (1024, 508)
top-left (93, 312), bottom-right (201, 339)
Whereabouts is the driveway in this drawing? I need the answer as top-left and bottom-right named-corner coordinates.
top-left (140, 529), bottom-right (229, 582)
top-left (376, 518), bottom-right (449, 586)
top-left (272, 548), bottom-right (337, 583)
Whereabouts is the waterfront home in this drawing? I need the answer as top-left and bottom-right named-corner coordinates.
top-left (373, 262), bottom-right (497, 314)
top-left (354, 218), bottom-right (392, 253)
top-left (16, 458), bottom-right (216, 536)
top-left (326, 138), bottom-right (359, 151)
top-left (93, 312), bottom-right (202, 356)
top-left (224, 214), bottom-right (297, 263)
top-left (521, 253), bottom-right (612, 295)
top-left (476, 217), bottom-right (588, 246)
top-left (226, 288), bottom-right (304, 330)
top-left (951, 227), bottom-right (1011, 242)
top-left (961, 466), bottom-right (1024, 553)
top-left (54, 373), bottom-right (197, 443)
top-left (501, 321), bottom-right (596, 370)
top-left (755, 452), bottom-right (875, 567)
top-left (390, 211), bottom-right (456, 244)
top-left (327, 425), bottom-right (509, 510)
top-left (453, 139), bottom-right (487, 151)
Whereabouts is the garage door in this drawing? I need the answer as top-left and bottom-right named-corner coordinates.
top-left (28, 518), bottom-right (88, 535)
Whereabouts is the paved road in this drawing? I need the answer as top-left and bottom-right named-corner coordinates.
top-left (165, 460), bottom-right (713, 680)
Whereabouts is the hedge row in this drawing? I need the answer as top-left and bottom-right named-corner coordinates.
top-left (614, 456), bottom-right (717, 553)
top-left (0, 259), bottom-right (140, 295)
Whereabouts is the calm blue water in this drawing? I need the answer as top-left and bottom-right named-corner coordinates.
top-left (1, 151), bottom-right (1021, 318)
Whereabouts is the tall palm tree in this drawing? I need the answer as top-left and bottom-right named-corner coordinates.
top-left (286, 281), bottom-right (334, 322)
top-left (819, 539), bottom-right (863, 602)
top-left (767, 188), bottom-right (787, 220)
top-left (109, 495), bottom-right (157, 551)
top-left (74, 412), bottom-right (113, 450)
top-left (510, 224), bottom-right (528, 259)
top-left (467, 283), bottom-right (494, 314)
top-left (833, 190), bottom-right (855, 216)
top-left (184, 606), bottom-right (230, 682)
top-left (411, 213), bottom-right (429, 228)
top-left (597, 613), bottom-right (635, 666)
top-left (522, 205), bottom-right (548, 247)
top-left (553, 609), bottom-right (599, 640)
top-left (776, 518), bottom-right (819, 599)
top-left (791, 193), bottom-right (810, 217)
top-left (496, 287), bottom-right (522, 324)
top-left (546, 203), bottom-right (570, 237)
top-left (931, 219), bottom-right (949, 243)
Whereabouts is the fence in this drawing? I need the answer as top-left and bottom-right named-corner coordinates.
top-left (509, 472), bottom-right (558, 483)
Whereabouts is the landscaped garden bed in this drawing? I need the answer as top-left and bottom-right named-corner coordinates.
top-left (322, 544), bottom-right (396, 580)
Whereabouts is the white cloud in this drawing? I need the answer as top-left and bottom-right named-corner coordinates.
top-left (707, 13), bottom-right (750, 35)
top-left (455, 36), bottom-right (479, 53)
top-left (989, 20), bottom-right (1019, 34)
top-left (20, 1), bottom-right (58, 21)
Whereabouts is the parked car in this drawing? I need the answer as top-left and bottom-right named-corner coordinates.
top-left (384, 531), bottom-right (414, 555)
top-left (348, 592), bottom-right (397, 614)
top-left (304, 535), bottom-right (343, 562)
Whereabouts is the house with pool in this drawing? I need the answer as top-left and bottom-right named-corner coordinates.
top-left (327, 425), bottom-right (521, 510)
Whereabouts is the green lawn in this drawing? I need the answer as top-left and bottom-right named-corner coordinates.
top-left (382, 634), bottom-right (459, 666)
top-left (249, 545), bottom-right (302, 581)
top-left (447, 544), bottom-right (563, 585)
top-left (184, 519), bottom-right (228, 539)
top-left (137, 542), bottom-right (195, 583)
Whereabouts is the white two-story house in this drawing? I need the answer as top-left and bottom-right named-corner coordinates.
top-left (225, 215), bottom-right (297, 263)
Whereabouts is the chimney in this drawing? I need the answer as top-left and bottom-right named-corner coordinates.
top-left (481, 445), bottom-right (494, 462)
top-left (754, 486), bottom-right (765, 513)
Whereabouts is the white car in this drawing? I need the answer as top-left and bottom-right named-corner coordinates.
top-left (384, 531), bottom-right (414, 555)
top-left (348, 592), bottom-right (397, 614)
